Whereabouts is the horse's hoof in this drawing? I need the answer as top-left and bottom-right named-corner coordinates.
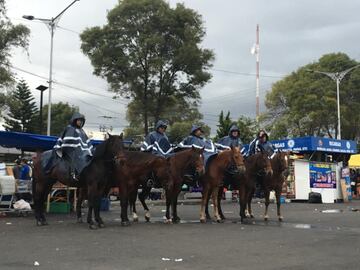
top-left (220, 215), bottom-right (226, 220)
top-left (278, 216), bottom-right (284, 222)
top-left (77, 218), bottom-right (83, 224)
top-left (121, 221), bottom-right (130, 227)
top-left (264, 216), bottom-right (269, 221)
top-left (36, 220), bottom-right (43, 226)
top-left (200, 218), bottom-right (206, 223)
top-left (216, 218), bottom-right (224, 223)
top-left (145, 216), bottom-right (150, 222)
top-left (250, 214), bottom-right (255, 219)
top-left (133, 217), bottom-right (139, 222)
top-left (41, 220), bottom-right (48, 226)
top-left (98, 223), bottom-right (105, 228)
top-left (89, 224), bottom-right (98, 230)
top-left (172, 217), bottom-right (181, 224)
top-left (164, 219), bottom-right (173, 224)
top-left (206, 215), bottom-right (211, 220)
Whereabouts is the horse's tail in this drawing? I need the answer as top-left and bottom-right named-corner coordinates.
top-left (32, 151), bottom-right (42, 196)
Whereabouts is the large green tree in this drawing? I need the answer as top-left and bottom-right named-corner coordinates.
top-left (3, 80), bottom-right (38, 133)
top-left (263, 53), bottom-right (360, 140)
top-left (41, 102), bottom-right (78, 136)
top-left (0, 0), bottom-right (30, 110)
top-left (80, 0), bottom-right (214, 135)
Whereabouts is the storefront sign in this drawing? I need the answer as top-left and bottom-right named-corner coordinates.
top-left (309, 162), bottom-right (336, 189)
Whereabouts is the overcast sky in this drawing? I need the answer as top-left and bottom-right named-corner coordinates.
top-left (5, 0), bottom-right (360, 136)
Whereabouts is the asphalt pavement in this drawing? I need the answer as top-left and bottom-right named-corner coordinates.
top-left (0, 200), bottom-right (360, 270)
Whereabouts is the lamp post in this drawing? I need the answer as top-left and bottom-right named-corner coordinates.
top-left (307, 65), bottom-right (360, 140)
top-left (35, 85), bottom-right (48, 134)
top-left (23, 0), bottom-right (80, 136)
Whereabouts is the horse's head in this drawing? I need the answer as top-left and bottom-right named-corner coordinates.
top-left (94, 133), bottom-right (124, 159)
top-left (274, 151), bottom-right (290, 176)
top-left (256, 151), bottom-right (273, 176)
top-left (230, 146), bottom-right (246, 174)
top-left (189, 146), bottom-right (205, 177)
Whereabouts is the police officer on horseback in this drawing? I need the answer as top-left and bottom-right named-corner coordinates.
top-left (54, 112), bottom-right (93, 181)
top-left (215, 124), bottom-right (245, 153)
top-left (246, 129), bottom-right (275, 158)
top-left (140, 120), bottom-right (173, 157)
top-left (179, 124), bottom-right (217, 165)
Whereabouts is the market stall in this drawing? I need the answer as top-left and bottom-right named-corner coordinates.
top-left (271, 136), bottom-right (358, 203)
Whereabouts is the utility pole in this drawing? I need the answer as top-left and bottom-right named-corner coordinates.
top-left (251, 24), bottom-right (260, 121)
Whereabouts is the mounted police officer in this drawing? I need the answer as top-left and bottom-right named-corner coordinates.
top-left (53, 112), bottom-right (93, 181)
top-left (140, 120), bottom-right (173, 157)
top-left (215, 124), bottom-right (245, 154)
top-left (246, 129), bottom-right (275, 158)
top-left (179, 124), bottom-right (217, 166)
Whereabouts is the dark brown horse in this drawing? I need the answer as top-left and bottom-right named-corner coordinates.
top-left (114, 151), bottom-right (171, 226)
top-left (200, 146), bottom-right (246, 223)
top-left (32, 134), bottom-right (124, 227)
top-left (248, 151), bottom-right (290, 221)
top-left (239, 152), bottom-right (273, 223)
top-left (127, 147), bottom-right (205, 224)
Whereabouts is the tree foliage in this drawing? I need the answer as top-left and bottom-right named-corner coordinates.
top-left (3, 80), bottom-right (38, 133)
top-left (0, 0), bottom-right (30, 89)
top-left (41, 102), bottom-right (78, 136)
top-left (80, 0), bottom-right (214, 135)
top-left (214, 111), bottom-right (232, 141)
top-left (263, 53), bottom-right (360, 140)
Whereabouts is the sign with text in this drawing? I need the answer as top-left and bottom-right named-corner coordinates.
top-left (309, 162), bottom-right (336, 189)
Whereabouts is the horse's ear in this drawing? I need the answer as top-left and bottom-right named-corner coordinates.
top-left (107, 132), bottom-right (112, 138)
top-left (192, 145), bottom-right (195, 151)
top-left (230, 145), bottom-right (234, 151)
top-left (119, 133), bottom-right (123, 139)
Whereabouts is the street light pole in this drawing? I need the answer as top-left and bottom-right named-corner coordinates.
top-left (23, 0), bottom-right (80, 136)
top-left (35, 85), bottom-right (48, 134)
top-left (307, 65), bottom-right (360, 140)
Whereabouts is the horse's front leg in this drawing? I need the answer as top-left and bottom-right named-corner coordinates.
top-left (87, 188), bottom-right (97, 229)
top-left (138, 185), bottom-right (151, 222)
top-left (246, 187), bottom-right (255, 218)
top-left (211, 186), bottom-right (222, 223)
top-left (205, 187), bottom-right (212, 220)
top-left (119, 183), bottom-right (130, 226)
top-left (217, 186), bottom-right (225, 220)
top-left (171, 186), bottom-right (182, 223)
top-left (264, 190), bottom-right (270, 221)
top-left (129, 189), bottom-right (138, 222)
top-left (76, 188), bottom-right (86, 223)
top-left (36, 182), bottom-right (53, 226)
top-left (238, 185), bottom-right (247, 223)
top-left (200, 184), bottom-right (210, 223)
top-left (275, 187), bottom-right (283, 222)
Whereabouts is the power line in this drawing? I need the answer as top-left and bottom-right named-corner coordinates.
top-left (9, 65), bottom-right (128, 104)
top-left (211, 68), bottom-right (285, 78)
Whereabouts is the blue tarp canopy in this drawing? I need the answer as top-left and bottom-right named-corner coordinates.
top-left (0, 131), bottom-right (132, 152)
top-left (271, 136), bottom-right (357, 154)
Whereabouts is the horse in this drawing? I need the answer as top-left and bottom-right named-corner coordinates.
top-left (248, 151), bottom-right (290, 222)
top-left (32, 133), bottom-right (124, 227)
top-left (238, 151), bottom-right (273, 223)
top-left (113, 151), bottom-right (171, 226)
top-left (128, 146), bottom-right (205, 224)
top-left (76, 134), bottom-right (125, 229)
top-left (199, 146), bottom-right (246, 223)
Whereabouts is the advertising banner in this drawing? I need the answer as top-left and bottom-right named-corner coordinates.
top-left (309, 162), bottom-right (336, 188)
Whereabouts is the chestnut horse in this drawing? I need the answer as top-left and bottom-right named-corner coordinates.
top-left (247, 151), bottom-right (290, 221)
top-left (114, 151), bottom-right (171, 226)
top-left (128, 147), bottom-right (205, 224)
top-left (199, 146), bottom-right (246, 223)
top-left (32, 134), bottom-right (123, 227)
top-left (239, 152), bottom-right (273, 223)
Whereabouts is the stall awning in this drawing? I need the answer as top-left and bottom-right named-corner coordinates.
top-left (0, 131), bottom-right (132, 152)
top-left (349, 154), bottom-right (360, 167)
top-left (271, 136), bottom-right (357, 154)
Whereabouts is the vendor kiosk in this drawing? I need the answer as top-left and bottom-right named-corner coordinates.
top-left (271, 136), bottom-right (357, 203)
